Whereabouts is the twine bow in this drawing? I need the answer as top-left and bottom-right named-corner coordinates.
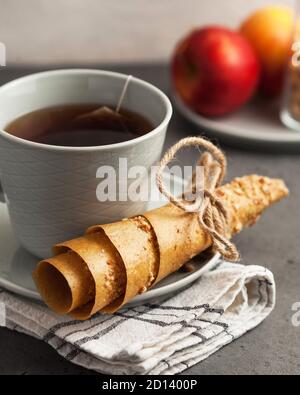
top-left (156, 137), bottom-right (239, 262)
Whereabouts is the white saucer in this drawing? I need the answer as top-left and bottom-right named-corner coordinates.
top-left (173, 92), bottom-right (300, 151)
top-left (0, 174), bottom-right (219, 306)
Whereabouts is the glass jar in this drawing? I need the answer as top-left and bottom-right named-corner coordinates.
top-left (281, 3), bottom-right (300, 131)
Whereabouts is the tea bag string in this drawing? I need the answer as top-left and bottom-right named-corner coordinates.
top-left (115, 75), bottom-right (132, 113)
top-left (156, 137), bottom-right (240, 262)
top-left (74, 74), bottom-right (133, 121)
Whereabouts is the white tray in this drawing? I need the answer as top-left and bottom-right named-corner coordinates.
top-left (173, 92), bottom-right (300, 151)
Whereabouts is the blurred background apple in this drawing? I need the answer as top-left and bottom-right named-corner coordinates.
top-left (171, 27), bottom-right (260, 117)
top-left (240, 6), bottom-right (293, 97)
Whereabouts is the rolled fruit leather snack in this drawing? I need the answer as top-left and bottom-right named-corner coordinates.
top-left (33, 174), bottom-right (288, 319)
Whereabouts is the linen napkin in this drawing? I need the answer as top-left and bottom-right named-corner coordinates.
top-left (0, 260), bottom-right (275, 375)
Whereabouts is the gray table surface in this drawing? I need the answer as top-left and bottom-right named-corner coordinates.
top-left (0, 64), bottom-right (299, 375)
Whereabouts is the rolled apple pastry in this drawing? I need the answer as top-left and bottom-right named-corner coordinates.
top-left (32, 174), bottom-right (288, 319)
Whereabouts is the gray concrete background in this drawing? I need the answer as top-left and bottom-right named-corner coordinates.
top-left (0, 64), bottom-right (299, 375)
top-left (0, 0), bottom-right (295, 65)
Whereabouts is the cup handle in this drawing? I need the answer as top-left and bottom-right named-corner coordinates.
top-left (0, 180), bottom-right (5, 202)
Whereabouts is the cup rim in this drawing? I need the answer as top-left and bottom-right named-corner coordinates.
top-left (0, 68), bottom-right (173, 152)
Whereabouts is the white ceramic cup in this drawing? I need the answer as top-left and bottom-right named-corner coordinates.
top-left (0, 69), bottom-right (172, 258)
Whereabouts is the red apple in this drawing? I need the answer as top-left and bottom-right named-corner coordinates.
top-left (171, 26), bottom-right (261, 117)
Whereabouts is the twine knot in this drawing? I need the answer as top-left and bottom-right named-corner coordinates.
top-left (156, 137), bottom-right (239, 262)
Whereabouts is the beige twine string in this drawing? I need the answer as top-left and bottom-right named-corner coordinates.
top-left (156, 136), bottom-right (240, 262)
